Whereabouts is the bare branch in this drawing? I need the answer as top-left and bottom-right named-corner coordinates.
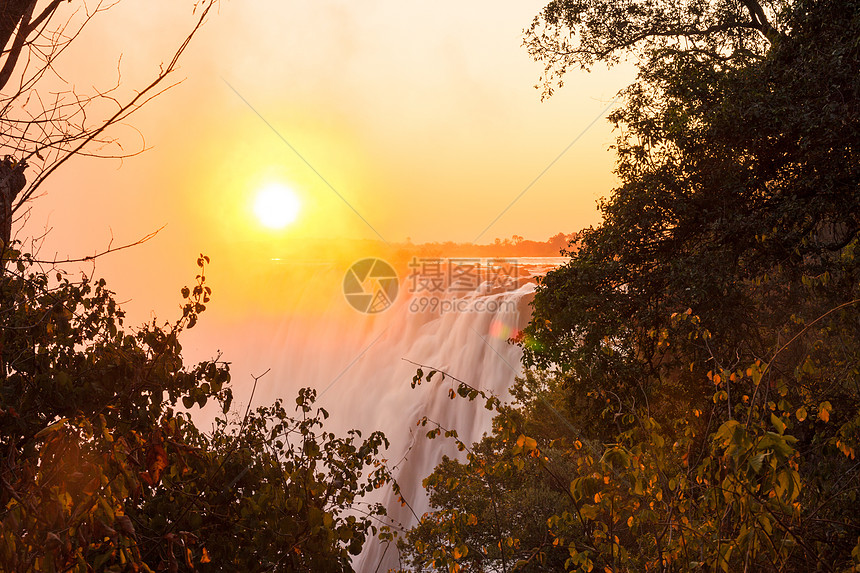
top-left (29, 224), bottom-right (165, 264)
top-left (16, 1), bottom-right (216, 207)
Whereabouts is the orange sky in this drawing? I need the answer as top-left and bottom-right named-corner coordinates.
top-left (19, 0), bottom-right (633, 321)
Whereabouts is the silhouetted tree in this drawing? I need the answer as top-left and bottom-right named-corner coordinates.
top-left (401, 0), bottom-right (860, 570)
top-left (0, 0), bottom-right (215, 254)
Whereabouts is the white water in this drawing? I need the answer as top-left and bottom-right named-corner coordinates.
top-left (184, 259), bottom-right (558, 571)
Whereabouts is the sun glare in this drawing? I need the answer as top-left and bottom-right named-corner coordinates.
top-left (253, 184), bottom-right (301, 230)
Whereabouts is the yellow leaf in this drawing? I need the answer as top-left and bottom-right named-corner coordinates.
top-left (796, 406), bottom-right (808, 422)
top-left (627, 516), bottom-right (634, 527)
top-left (200, 547), bottom-right (211, 563)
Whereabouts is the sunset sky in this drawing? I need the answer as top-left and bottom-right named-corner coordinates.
top-left (20, 0), bottom-right (632, 321)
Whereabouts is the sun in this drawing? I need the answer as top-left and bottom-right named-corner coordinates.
top-left (253, 183), bottom-right (301, 230)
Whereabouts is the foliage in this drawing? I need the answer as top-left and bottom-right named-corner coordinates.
top-left (399, 0), bottom-right (860, 571)
top-left (519, 0), bottom-right (860, 448)
top-left (525, 0), bottom-right (860, 388)
top-left (0, 252), bottom-right (390, 572)
top-left (2, 2), bottom-right (393, 571)
top-left (525, 0), bottom-right (783, 96)
top-left (399, 372), bottom-right (581, 572)
top-left (401, 307), bottom-right (860, 571)
top-left (132, 387), bottom-right (391, 572)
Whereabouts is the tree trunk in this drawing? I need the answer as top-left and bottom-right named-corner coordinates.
top-left (0, 158), bottom-right (26, 251)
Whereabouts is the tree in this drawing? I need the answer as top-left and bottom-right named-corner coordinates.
top-left (0, 0), bottom-right (215, 251)
top-left (525, 0), bottom-right (785, 97)
top-left (0, 251), bottom-right (225, 570)
top-left (131, 387), bottom-right (391, 572)
top-left (0, 3), bottom-right (395, 570)
top-left (0, 252), bottom-right (393, 572)
top-left (398, 372), bottom-right (583, 573)
top-left (522, 0), bottom-right (860, 438)
top-left (405, 312), bottom-right (860, 571)
top-left (400, 0), bottom-right (860, 571)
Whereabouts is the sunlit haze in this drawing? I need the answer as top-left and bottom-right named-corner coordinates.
top-left (19, 1), bottom-right (633, 324)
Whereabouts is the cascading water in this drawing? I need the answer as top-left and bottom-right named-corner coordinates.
top-left (340, 278), bottom-right (536, 572)
top-left (184, 257), bottom-right (560, 571)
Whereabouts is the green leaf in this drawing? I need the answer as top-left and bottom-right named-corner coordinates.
top-left (770, 413), bottom-right (786, 435)
top-left (715, 419), bottom-right (741, 444)
top-left (579, 504), bottom-right (599, 519)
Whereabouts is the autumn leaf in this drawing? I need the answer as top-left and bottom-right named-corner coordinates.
top-left (796, 406), bottom-right (808, 422)
top-left (818, 401), bottom-right (832, 423)
top-left (516, 434), bottom-right (538, 451)
top-left (145, 430), bottom-right (168, 485)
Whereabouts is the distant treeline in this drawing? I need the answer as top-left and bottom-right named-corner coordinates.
top-left (396, 232), bottom-right (578, 258)
top-left (273, 232), bottom-right (579, 266)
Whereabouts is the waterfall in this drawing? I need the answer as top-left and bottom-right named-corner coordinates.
top-left (184, 257), bottom-right (560, 571)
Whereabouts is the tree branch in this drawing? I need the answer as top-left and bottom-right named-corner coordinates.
top-left (29, 224), bottom-right (165, 264)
